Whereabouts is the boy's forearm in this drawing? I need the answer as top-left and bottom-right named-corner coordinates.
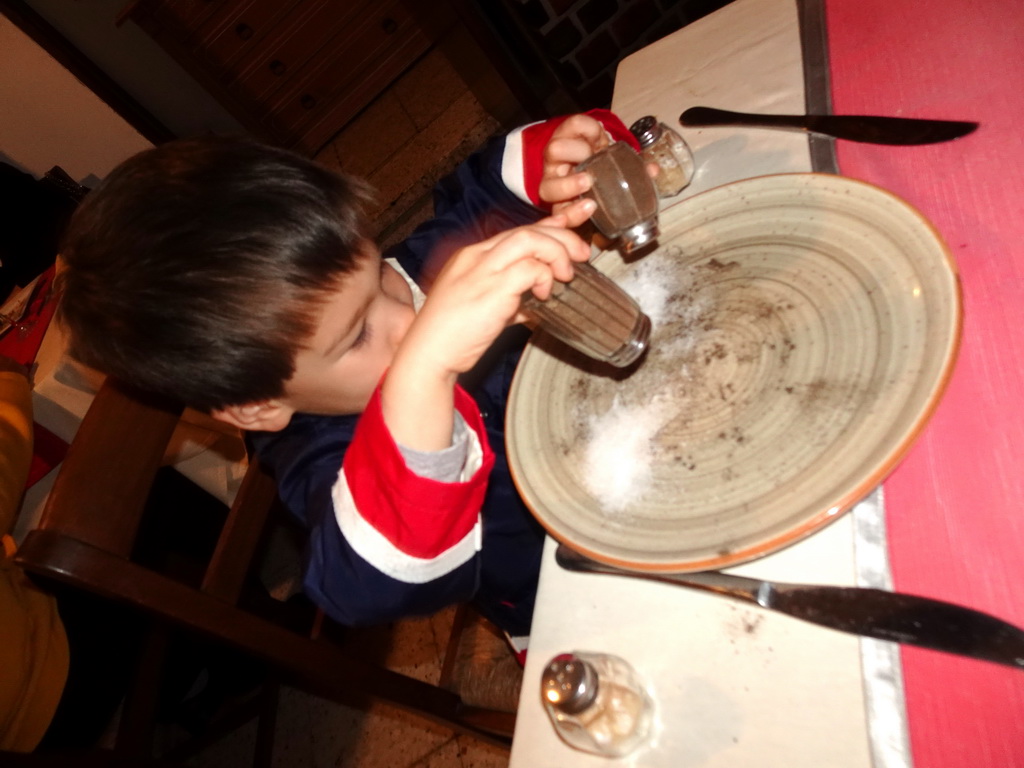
top-left (335, 384), bottom-right (493, 578)
top-left (397, 412), bottom-right (471, 482)
top-left (380, 349), bottom-right (458, 452)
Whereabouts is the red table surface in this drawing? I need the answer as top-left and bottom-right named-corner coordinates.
top-left (0, 267), bottom-right (56, 367)
top-left (826, 0), bottom-right (1024, 765)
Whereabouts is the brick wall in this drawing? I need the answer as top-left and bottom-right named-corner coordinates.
top-left (505, 0), bottom-right (733, 107)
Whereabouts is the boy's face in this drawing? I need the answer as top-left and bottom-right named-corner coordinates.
top-left (286, 245), bottom-right (417, 416)
top-left (217, 242), bottom-right (417, 430)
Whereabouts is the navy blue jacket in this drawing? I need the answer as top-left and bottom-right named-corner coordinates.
top-left (247, 133), bottom-right (547, 636)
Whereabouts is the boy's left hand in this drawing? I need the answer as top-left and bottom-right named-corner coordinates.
top-left (533, 111), bottom-right (659, 217)
top-left (538, 114), bottom-right (611, 213)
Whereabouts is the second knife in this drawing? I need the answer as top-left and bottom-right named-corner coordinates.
top-left (680, 106), bottom-right (977, 145)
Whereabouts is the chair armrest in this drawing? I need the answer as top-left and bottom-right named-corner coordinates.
top-left (14, 530), bottom-right (515, 744)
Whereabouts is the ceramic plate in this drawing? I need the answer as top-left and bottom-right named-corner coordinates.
top-left (506, 173), bottom-right (961, 571)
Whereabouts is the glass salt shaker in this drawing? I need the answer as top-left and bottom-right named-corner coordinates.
top-left (629, 115), bottom-right (695, 198)
top-left (541, 651), bottom-right (653, 758)
top-left (576, 141), bottom-right (660, 253)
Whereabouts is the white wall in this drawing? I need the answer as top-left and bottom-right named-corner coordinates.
top-left (24, 0), bottom-right (247, 141)
top-left (0, 15), bottom-right (152, 182)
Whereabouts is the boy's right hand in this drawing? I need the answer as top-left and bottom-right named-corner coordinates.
top-left (381, 201), bottom-right (594, 452)
top-left (400, 202), bottom-right (593, 377)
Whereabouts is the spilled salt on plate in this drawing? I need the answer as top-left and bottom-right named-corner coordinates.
top-left (616, 255), bottom-right (673, 328)
top-left (578, 249), bottom-right (702, 513)
top-left (581, 394), bottom-right (669, 513)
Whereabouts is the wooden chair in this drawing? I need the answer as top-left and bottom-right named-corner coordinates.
top-left (13, 377), bottom-right (516, 766)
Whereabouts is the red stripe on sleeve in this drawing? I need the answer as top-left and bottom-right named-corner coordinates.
top-left (342, 384), bottom-right (495, 560)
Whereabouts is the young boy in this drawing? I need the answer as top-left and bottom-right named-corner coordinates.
top-left (55, 111), bottom-right (638, 642)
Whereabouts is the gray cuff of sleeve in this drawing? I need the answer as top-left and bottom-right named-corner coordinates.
top-left (396, 412), bottom-right (471, 482)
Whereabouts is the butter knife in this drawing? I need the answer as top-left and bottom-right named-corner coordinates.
top-left (679, 106), bottom-right (978, 145)
top-left (556, 544), bottom-right (1024, 670)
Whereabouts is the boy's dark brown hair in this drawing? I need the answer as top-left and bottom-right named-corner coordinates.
top-left (57, 136), bottom-right (372, 412)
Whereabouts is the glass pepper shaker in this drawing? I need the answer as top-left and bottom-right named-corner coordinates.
top-left (541, 651), bottom-right (653, 757)
top-left (575, 141), bottom-right (660, 253)
top-left (629, 116), bottom-right (695, 198)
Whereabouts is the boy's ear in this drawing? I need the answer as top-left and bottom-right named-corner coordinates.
top-left (211, 400), bottom-right (292, 432)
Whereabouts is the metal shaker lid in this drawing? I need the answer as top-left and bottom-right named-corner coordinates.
top-left (541, 653), bottom-right (599, 715)
top-left (629, 115), bottom-right (663, 148)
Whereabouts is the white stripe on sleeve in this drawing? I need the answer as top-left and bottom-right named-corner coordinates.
top-left (331, 475), bottom-right (483, 584)
top-left (501, 124), bottom-right (533, 205)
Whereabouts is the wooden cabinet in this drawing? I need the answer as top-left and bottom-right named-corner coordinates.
top-left (120, 0), bottom-right (444, 154)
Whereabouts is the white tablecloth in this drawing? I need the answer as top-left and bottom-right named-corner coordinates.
top-left (508, 1), bottom-right (906, 765)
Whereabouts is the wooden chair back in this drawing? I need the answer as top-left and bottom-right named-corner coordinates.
top-left (14, 377), bottom-right (515, 764)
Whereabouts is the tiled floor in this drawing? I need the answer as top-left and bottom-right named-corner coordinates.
top-left (176, 46), bottom-right (516, 768)
top-left (182, 610), bottom-right (515, 768)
